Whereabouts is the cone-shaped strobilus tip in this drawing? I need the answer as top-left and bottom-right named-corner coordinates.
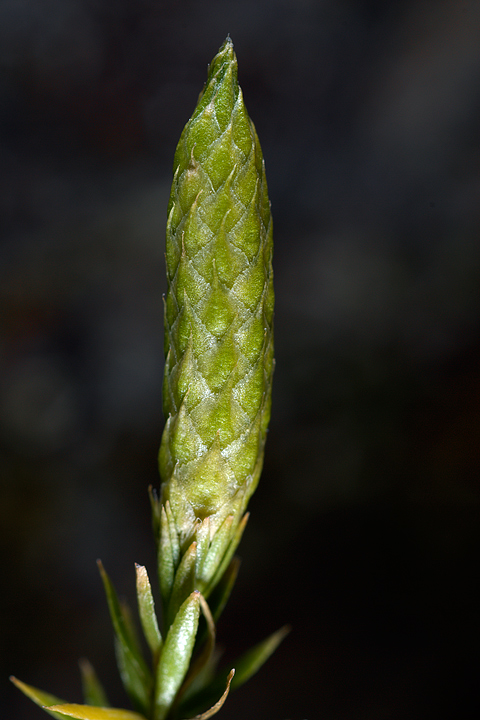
top-left (158, 37), bottom-right (274, 613)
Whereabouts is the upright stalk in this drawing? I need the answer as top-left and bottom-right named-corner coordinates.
top-left (11, 38), bottom-right (286, 720)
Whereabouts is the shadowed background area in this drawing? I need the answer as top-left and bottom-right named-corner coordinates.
top-left (1, 1), bottom-right (479, 718)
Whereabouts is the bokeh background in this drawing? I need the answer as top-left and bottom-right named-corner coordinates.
top-left (1, 1), bottom-right (480, 718)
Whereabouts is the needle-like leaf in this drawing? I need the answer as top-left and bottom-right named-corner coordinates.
top-left (154, 591), bottom-right (201, 720)
top-left (98, 561), bottom-right (152, 715)
top-left (135, 564), bottom-right (162, 660)
top-left (10, 677), bottom-right (69, 720)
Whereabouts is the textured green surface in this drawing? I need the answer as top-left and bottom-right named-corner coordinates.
top-left (159, 37), bottom-right (274, 545)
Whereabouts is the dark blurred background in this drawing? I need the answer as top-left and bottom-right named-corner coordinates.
top-left (1, 1), bottom-right (479, 718)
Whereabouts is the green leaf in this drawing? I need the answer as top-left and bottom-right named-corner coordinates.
top-left (158, 502), bottom-right (180, 612)
top-left (135, 563), bottom-right (162, 659)
top-left (148, 485), bottom-right (161, 546)
top-left (204, 512), bottom-right (249, 598)
top-left (46, 705), bottom-right (147, 720)
top-left (177, 593), bottom-right (216, 704)
top-left (120, 597), bottom-right (144, 657)
top-left (154, 590), bottom-right (201, 720)
top-left (193, 516), bottom-right (211, 583)
top-left (230, 625), bottom-right (290, 691)
top-left (114, 636), bottom-right (150, 718)
top-left (79, 658), bottom-right (110, 707)
top-left (206, 556), bottom-right (241, 624)
top-left (97, 561), bottom-right (152, 715)
top-left (166, 540), bottom-right (197, 628)
top-left (10, 677), bottom-right (71, 719)
top-left (196, 515), bottom-right (234, 591)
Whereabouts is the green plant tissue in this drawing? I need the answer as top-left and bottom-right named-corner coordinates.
top-left (159, 37), bottom-right (274, 543)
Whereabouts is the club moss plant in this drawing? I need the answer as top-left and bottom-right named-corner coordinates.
top-left (11, 37), bottom-right (286, 720)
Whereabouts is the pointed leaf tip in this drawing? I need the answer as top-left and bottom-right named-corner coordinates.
top-left (135, 563), bottom-right (162, 658)
top-left (231, 624), bottom-right (291, 691)
top-left (97, 560), bottom-right (152, 715)
top-left (10, 676), bottom-right (69, 719)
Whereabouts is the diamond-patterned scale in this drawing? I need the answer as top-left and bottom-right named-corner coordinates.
top-left (159, 38), bottom-right (274, 546)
